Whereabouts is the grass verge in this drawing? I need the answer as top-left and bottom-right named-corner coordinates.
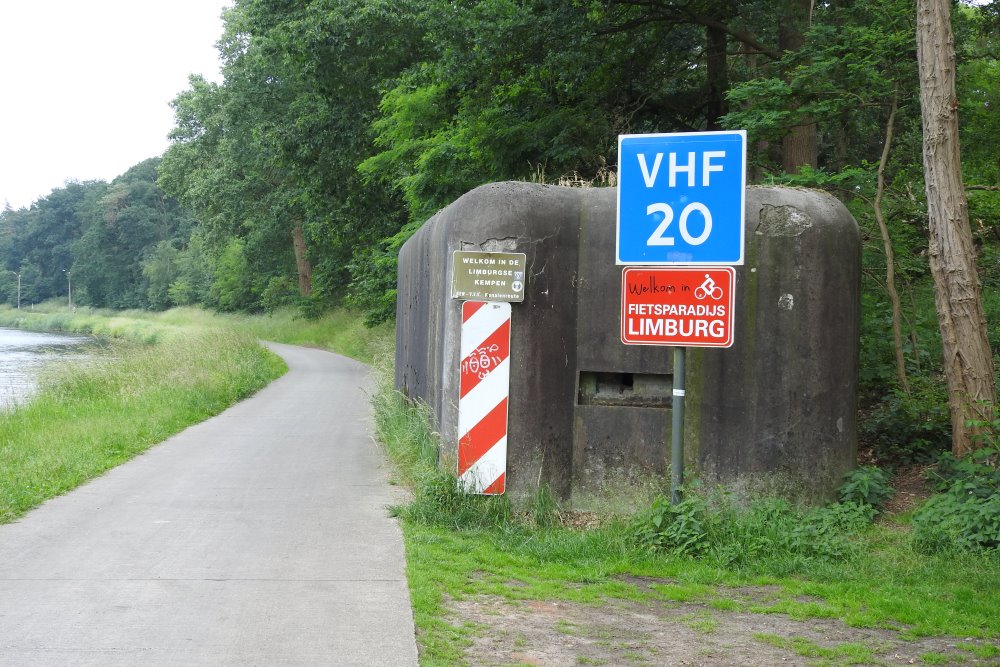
top-left (399, 522), bottom-right (1000, 664)
top-left (0, 309), bottom-right (286, 525)
top-left (212, 306), bottom-right (394, 364)
top-left (370, 359), bottom-right (1000, 665)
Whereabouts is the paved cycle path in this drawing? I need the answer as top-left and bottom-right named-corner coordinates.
top-left (0, 343), bottom-right (418, 666)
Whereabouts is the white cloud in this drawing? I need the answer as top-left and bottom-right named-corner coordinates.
top-left (0, 0), bottom-right (230, 209)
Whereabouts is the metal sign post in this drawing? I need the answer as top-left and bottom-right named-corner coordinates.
top-left (617, 130), bottom-right (746, 504)
top-left (621, 267), bottom-right (734, 503)
top-left (671, 347), bottom-right (685, 504)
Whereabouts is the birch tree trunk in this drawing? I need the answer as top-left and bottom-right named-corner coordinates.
top-left (916, 0), bottom-right (996, 456)
top-left (874, 90), bottom-right (910, 396)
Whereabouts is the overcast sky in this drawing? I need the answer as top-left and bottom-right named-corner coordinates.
top-left (0, 1), bottom-right (231, 210)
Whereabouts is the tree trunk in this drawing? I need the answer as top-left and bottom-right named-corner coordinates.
top-left (291, 218), bottom-right (312, 297)
top-left (781, 122), bottom-right (817, 174)
top-left (916, 0), bottom-right (996, 456)
top-left (705, 24), bottom-right (728, 130)
top-left (833, 109), bottom-right (851, 171)
top-left (873, 89), bottom-right (910, 396)
top-left (780, 0), bottom-right (818, 173)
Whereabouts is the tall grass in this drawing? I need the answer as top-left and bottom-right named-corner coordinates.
top-left (0, 328), bottom-right (285, 524)
top-left (217, 307), bottom-right (394, 363)
top-left (0, 304), bottom-right (179, 343)
top-left (370, 355), bottom-right (439, 486)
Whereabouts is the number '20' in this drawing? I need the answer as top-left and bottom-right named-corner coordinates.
top-left (646, 202), bottom-right (712, 246)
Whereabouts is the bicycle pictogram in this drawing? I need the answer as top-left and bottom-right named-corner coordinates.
top-left (694, 274), bottom-right (724, 300)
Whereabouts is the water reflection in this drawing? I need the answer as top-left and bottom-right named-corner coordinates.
top-left (0, 328), bottom-right (93, 411)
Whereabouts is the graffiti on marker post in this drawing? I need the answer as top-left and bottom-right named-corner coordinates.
top-left (462, 344), bottom-right (502, 379)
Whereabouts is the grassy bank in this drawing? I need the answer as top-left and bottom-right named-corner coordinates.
top-left (0, 303), bottom-right (393, 363)
top-left (0, 304), bottom-right (190, 343)
top-left (401, 522), bottom-right (1000, 664)
top-left (0, 307), bottom-right (286, 524)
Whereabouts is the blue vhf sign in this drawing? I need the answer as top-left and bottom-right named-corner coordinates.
top-left (617, 131), bottom-right (746, 265)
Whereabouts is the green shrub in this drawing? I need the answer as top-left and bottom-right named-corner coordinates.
top-left (912, 444), bottom-right (1000, 553)
top-left (838, 466), bottom-right (894, 511)
top-left (788, 502), bottom-right (876, 560)
top-left (632, 493), bottom-right (709, 555)
top-left (167, 278), bottom-right (196, 306)
top-left (260, 276), bottom-right (299, 312)
top-left (928, 448), bottom-right (1000, 496)
top-left (631, 490), bottom-right (876, 567)
top-left (911, 492), bottom-right (1000, 553)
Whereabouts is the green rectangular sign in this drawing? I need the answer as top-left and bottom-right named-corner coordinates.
top-left (451, 251), bottom-right (526, 302)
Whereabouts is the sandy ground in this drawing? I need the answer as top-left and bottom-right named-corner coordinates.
top-left (438, 465), bottom-right (996, 666)
top-left (446, 581), bottom-right (999, 667)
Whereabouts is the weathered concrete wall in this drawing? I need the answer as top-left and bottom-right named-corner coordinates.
top-left (396, 182), bottom-right (860, 505)
top-left (687, 187), bottom-right (861, 500)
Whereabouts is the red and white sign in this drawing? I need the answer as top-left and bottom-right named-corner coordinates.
top-left (458, 301), bottom-right (511, 494)
top-left (621, 267), bottom-right (735, 347)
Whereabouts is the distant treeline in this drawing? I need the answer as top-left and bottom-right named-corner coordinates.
top-left (0, 160), bottom-right (206, 311)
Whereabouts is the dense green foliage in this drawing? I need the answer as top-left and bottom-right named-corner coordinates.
top-left (0, 161), bottom-right (196, 311)
top-left (913, 420), bottom-right (1000, 552)
top-left (1, 0), bottom-right (997, 459)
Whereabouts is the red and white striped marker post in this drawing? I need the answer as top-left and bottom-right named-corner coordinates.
top-left (458, 301), bottom-right (511, 495)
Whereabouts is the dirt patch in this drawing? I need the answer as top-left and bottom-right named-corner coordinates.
top-left (446, 591), bottom-right (999, 666)
top-left (882, 464), bottom-right (934, 516)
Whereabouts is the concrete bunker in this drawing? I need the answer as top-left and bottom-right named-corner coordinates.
top-left (395, 182), bottom-right (860, 505)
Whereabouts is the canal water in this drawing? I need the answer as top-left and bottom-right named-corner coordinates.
top-left (0, 327), bottom-right (93, 411)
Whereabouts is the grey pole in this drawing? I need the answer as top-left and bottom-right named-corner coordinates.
top-left (670, 346), bottom-right (686, 504)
